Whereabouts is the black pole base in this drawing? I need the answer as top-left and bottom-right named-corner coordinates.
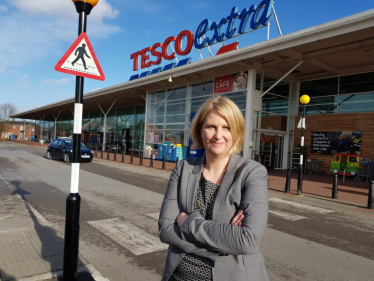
top-left (74, 2), bottom-right (93, 15)
top-left (368, 180), bottom-right (374, 209)
top-left (297, 165), bottom-right (303, 195)
top-left (285, 170), bottom-right (291, 193)
top-left (63, 193), bottom-right (81, 281)
top-left (332, 174), bottom-right (338, 199)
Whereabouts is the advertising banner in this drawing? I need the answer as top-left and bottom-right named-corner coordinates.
top-left (311, 131), bottom-right (362, 155)
top-left (214, 71), bottom-right (248, 94)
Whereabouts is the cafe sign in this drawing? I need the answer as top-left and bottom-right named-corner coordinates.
top-left (214, 71), bottom-right (248, 94)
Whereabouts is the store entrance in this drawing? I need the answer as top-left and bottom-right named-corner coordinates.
top-left (259, 134), bottom-right (284, 169)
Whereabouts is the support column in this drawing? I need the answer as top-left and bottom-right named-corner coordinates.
top-left (39, 114), bottom-right (45, 141)
top-left (97, 100), bottom-right (116, 151)
top-left (243, 69), bottom-right (256, 159)
top-left (53, 111), bottom-right (61, 139)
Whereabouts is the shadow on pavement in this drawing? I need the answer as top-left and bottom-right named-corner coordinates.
top-left (1, 180), bottom-right (85, 280)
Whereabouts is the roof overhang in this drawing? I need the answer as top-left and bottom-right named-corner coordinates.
top-left (13, 9), bottom-right (374, 121)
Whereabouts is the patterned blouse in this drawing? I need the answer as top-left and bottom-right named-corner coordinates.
top-left (169, 173), bottom-right (221, 281)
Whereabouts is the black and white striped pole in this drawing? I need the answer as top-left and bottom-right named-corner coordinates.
top-left (63, 1), bottom-right (99, 280)
top-left (297, 95), bottom-right (310, 196)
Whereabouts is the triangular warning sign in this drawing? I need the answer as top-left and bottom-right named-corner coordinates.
top-left (55, 32), bottom-right (105, 81)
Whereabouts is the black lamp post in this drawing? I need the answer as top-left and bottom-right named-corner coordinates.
top-left (63, 1), bottom-right (99, 280)
top-left (297, 94), bottom-right (310, 195)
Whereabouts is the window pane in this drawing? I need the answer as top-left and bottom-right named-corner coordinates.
top-left (301, 96), bottom-right (338, 115)
top-left (340, 72), bottom-right (374, 94)
top-left (262, 99), bottom-right (289, 115)
top-left (191, 96), bottom-right (210, 113)
top-left (136, 105), bottom-right (145, 114)
top-left (224, 91), bottom-right (247, 110)
top-left (165, 130), bottom-right (185, 143)
top-left (256, 72), bottom-right (262, 90)
top-left (165, 124), bottom-right (185, 130)
top-left (155, 104), bottom-right (165, 116)
top-left (147, 124), bottom-right (164, 130)
top-left (192, 81), bottom-right (213, 97)
top-left (155, 116), bottom-right (164, 123)
top-left (300, 77), bottom-right (338, 97)
top-left (338, 92), bottom-right (374, 113)
top-left (166, 115), bottom-right (185, 123)
top-left (147, 116), bottom-right (154, 124)
top-left (146, 130), bottom-right (163, 144)
top-left (148, 104), bottom-right (156, 115)
top-left (154, 91), bottom-right (165, 103)
top-left (263, 76), bottom-right (290, 97)
top-left (167, 87), bottom-right (186, 101)
top-left (166, 100), bottom-right (186, 115)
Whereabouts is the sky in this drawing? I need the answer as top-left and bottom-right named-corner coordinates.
top-left (0, 0), bottom-right (373, 114)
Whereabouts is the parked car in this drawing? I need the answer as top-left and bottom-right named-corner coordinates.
top-left (46, 137), bottom-right (93, 163)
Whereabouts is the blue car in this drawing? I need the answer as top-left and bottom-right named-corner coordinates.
top-left (46, 137), bottom-right (93, 163)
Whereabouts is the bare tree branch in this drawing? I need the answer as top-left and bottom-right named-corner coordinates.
top-left (0, 103), bottom-right (18, 121)
top-left (0, 103), bottom-right (18, 139)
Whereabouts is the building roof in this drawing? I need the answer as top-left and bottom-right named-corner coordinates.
top-left (12, 9), bottom-right (374, 121)
top-left (1, 121), bottom-right (35, 125)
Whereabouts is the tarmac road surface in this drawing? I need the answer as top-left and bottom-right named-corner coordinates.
top-left (0, 142), bottom-right (373, 281)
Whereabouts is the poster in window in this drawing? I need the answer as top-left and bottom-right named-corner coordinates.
top-left (214, 71), bottom-right (248, 94)
top-left (311, 131), bottom-right (361, 155)
top-left (154, 131), bottom-right (160, 143)
top-left (149, 131), bottom-right (154, 143)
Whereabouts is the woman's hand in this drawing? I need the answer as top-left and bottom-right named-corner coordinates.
top-left (176, 212), bottom-right (189, 227)
top-left (230, 210), bottom-right (244, 226)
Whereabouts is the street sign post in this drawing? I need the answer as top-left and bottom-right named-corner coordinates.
top-left (58, 1), bottom-right (103, 280)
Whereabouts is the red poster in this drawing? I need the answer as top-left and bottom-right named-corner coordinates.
top-left (214, 71), bottom-right (248, 94)
top-left (214, 74), bottom-right (233, 94)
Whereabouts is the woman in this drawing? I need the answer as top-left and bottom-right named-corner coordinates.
top-left (159, 96), bottom-right (269, 281)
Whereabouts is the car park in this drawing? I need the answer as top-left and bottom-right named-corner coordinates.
top-left (46, 137), bottom-right (93, 163)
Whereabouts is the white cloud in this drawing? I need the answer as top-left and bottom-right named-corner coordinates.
top-left (0, 5), bottom-right (7, 13)
top-left (110, 0), bottom-right (164, 14)
top-left (0, 0), bottom-right (122, 69)
top-left (16, 73), bottom-right (29, 88)
top-left (0, 66), bottom-right (5, 73)
top-left (10, 0), bottom-right (119, 22)
top-left (20, 73), bottom-right (28, 80)
top-left (42, 78), bottom-right (70, 85)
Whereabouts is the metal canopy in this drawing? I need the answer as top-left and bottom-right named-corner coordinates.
top-left (12, 9), bottom-right (374, 121)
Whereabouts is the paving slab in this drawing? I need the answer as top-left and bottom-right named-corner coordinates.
top-left (0, 195), bottom-right (104, 281)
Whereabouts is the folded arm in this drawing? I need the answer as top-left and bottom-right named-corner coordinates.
top-left (179, 164), bottom-right (268, 255)
top-left (158, 161), bottom-right (219, 261)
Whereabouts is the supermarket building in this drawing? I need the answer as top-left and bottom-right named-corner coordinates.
top-left (12, 7), bottom-right (374, 173)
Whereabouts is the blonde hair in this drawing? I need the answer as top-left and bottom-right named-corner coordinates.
top-left (190, 96), bottom-right (245, 154)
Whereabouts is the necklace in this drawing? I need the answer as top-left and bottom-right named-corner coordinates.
top-left (202, 162), bottom-right (228, 186)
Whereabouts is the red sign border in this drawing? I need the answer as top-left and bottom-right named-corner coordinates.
top-left (55, 32), bottom-right (105, 81)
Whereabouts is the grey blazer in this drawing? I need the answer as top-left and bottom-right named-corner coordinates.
top-left (158, 154), bottom-right (269, 281)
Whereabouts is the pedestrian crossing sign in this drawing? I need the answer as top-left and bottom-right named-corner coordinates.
top-left (55, 32), bottom-right (105, 81)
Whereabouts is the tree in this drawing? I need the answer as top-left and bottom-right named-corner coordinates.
top-left (0, 103), bottom-right (18, 140)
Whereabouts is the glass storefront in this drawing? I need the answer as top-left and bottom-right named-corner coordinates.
top-left (145, 81), bottom-right (247, 149)
top-left (300, 72), bottom-right (374, 114)
top-left (35, 105), bottom-right (145, 151)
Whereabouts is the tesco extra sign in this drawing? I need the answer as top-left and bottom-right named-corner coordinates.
top-left (130, 0), bottom-right (274, 71)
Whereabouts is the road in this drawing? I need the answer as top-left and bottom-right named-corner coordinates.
top-left (0, 142), bottom-right (373, 281)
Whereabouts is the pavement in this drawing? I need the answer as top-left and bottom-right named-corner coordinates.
top-left (0, 193), bottom-right (108, 281)
top-left (1, 140), bottom-right (373, 280)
